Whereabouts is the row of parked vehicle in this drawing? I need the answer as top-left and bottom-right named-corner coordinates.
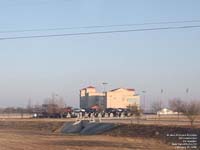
top-left (33, 107), bottom-right (134, 118)
top-left (71, 108), bottom-right (133, 118)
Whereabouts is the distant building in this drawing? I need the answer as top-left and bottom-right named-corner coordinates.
top-left (80, 86), bottom-right (140, 109)
top-left (80, 86), bottom-right (105, 109)
top-left (106, 88), bottom-right (140, 108)
top-left (157, 108), bottom-right (179, 115)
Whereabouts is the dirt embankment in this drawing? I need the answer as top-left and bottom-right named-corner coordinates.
top-left (0, 119), bottom-right (174, 150)
top-left (1, 119), bottom-right (199, 137)
top-left (105, 124), bottom-right (200, 148)
top-left (0, 119), bottom-right (65, 132)
top-left (0, 119), bottom-right (199, 149)
top-left (1, 119), bottom-right (199, 136)
top-left (106, 124), bottom-right (200, 137)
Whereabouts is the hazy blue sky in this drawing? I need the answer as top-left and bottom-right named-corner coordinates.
top-left (0, 0), bottom-right (200, 107)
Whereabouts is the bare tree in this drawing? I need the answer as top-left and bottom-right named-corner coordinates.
top-left (27, 98), bottom-right (33, 114)
top-left (152, 100), bottom-right (162, 113)
top-left (3, 107), bottom-right (16, 114)
top-left (169, 98), bottom-right (184, 120)
top-left (16, 107), bottom-right (24, 118)
top-left (151, 100), bottom-right (162, 122)
top-left (0, 108), bottom-right (3, 114)
top-left (43, 98), bottom-right (59, 116)
top-left (57, 97), bottom-right (65, 118)
top-left (57, 97), bottom-right (65, 108)
top-left (127, 104), bottom-right (142, 124)
top-left (42, 94), bottom-right (66, 118)
top-left (181, 101), bottom-right (200, 126)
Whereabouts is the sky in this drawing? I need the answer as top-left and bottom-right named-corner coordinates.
top-left (0, 0), bottom-right (200, 108)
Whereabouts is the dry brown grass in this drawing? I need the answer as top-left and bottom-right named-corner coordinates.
top-left (0, 129), bottom-right (173, 150)
top-left (0, 119), bottom-right (173, 150)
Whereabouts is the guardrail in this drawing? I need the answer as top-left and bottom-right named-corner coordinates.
top-left (0, 113), bottom-right (32, 119)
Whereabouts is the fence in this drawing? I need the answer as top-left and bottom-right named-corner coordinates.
top-left (0, 113), bottom-right (32, 119)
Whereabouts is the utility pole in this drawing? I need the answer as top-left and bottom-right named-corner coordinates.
top-left (102, 82), bottom-right (108, 93)
top-left (185, 88), bottom-right (190, 102)
top-left (142, 91), bottom-right (146, 113)
top-left (102, 82), bottom-right (108, 109)
top-left (160, 89), bottom-right (164, 109)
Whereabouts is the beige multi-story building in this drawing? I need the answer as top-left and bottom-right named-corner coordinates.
top-left (80, 86), bottom-right (105, 109)
top-left (80, 86), bottom-right (140, 109)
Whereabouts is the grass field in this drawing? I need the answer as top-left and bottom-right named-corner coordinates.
top-left (0, 119), bottom-right (173, 150)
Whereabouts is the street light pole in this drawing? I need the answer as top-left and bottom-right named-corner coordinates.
top-left (102, 82), bottom-right (108, 93)
top-left (186, 88), bottom-right (189, 100)
top-left (142, 91), bottom-right (146, 113)
top-left (160, 89), bottom-right (164, 109)
top-left (102, 82), bottom-right (108, 109)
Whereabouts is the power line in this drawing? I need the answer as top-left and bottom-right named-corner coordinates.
top-left (0, 25), bottom-right (199, 41)
top-left (0, 20), bottom-right (200, 34)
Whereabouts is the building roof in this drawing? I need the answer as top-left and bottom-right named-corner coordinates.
top-left (110, 88), bottom-right (120, 92)
top-left (81, 86), bottom-right (135, 92)
top-left (81, 86), bottom-right (95, 90)
top-left (126, 88), bottom-right (135, 91)
top-left (87, 86), bottom-right (95, 88)
top-left (110, 88), bottom-right (135, 92)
